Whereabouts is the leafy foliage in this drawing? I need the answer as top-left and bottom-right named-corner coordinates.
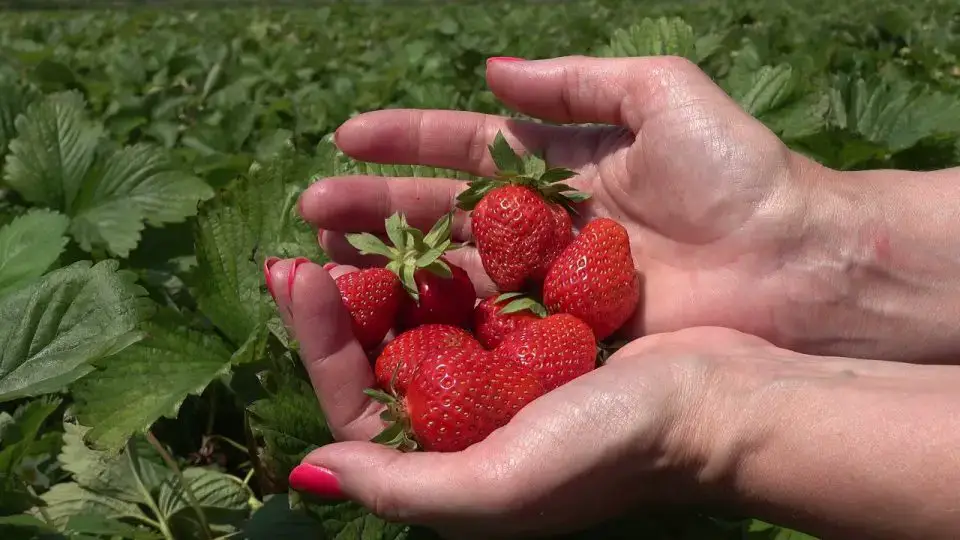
top-left (3, 0), bottom-right (960, 537)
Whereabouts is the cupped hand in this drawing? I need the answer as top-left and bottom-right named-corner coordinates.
top-left (264, 257), bottom-right (775, 539)
top-left (298, 55), bottom-right (837, 346)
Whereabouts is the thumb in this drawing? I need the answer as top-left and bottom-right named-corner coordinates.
top-left (289, 441), bottom-right (501, 526)
top-left (485, 55), bottom-right (737, 132)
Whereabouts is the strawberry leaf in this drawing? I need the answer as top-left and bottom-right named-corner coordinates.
top-left (3, 92), bottom-right (214, 258)
top-left (414, 247), bottom-right (445, 269)
top-left (540, 167), bottom-right (578, 184)
top-left (488, 132), bottom-right (524, 174)
top-left (422, 259), bottom-right (452, 279)
top-left (71, 310), bottom-right (263, 453)
top-left (400, 264), bottom-right (418, 301)
top-left (384, 213), bottom-right (407, 252)
top-left (499, 297), bottom-right (548, 318)
top-left (0, 208), bottom-right (70, 298)
top-left (345, 233), bottom-right (395, 259)
top-left (422, 212), bottom-right (453, 247)
top-left (495, 292), bottom-right (526, 302)
top-left (0, 260), bottom-right (150, 403)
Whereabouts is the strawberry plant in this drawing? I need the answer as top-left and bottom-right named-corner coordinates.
top-left (3, 0), bottom-right (959, 537)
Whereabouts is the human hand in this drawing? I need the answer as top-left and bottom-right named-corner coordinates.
top-left (264, 256), bottom-right (774, 539)
top-left (297, 54), bottom-right (869, 358)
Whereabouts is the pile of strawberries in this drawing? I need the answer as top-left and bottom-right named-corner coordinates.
top-left (332, 132), bottom-right (641, 453)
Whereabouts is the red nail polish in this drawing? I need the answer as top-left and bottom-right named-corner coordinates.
top-left (263, 257), bottom-right (280, 299)
top-left (286, 257), bottom-right (311, 298)
top-left (289, 464), bottom-right (343, 499)
top-left (487, 56), bottom-right (525, 65)
top-left (323, 262), bottom-right (338, 271)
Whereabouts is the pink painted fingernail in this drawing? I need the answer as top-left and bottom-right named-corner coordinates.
top-left (323, 262), bottom-right (338, 271)
top-left (487, 56), bottom-right (525, 65)
top-left (263, 257), bottom-right (280, 300)
top-left (286, 257), bottom-right (311, 298)
top-left (289, 464), bottom-right (344, 499)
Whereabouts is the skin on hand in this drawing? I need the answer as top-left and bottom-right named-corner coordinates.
top-left (266, 259), bottom-right (960, 540)
top-left (299, 54), bottom-right (960, 364)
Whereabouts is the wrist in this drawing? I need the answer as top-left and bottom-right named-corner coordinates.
top-left (773, 158), bottom-right (960, 362)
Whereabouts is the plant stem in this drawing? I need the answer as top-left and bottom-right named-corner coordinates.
top-left (147, 431), bottom-right (214, 540)
top-left (126, 440), bottom-right (176, 540)
top-left (243, 410), bottom-right (274, 495)
top-left (206, 434), bottom-right (250, 454)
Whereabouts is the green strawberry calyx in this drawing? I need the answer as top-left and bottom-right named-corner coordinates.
top-left (363, 387), bottom-right (420, 453)
top-left (495, 291), bottom-right (548, 318)
top-left (455, 130), bottom-right (591, 215)
top-left (345, 211), bottom-right (463, 303)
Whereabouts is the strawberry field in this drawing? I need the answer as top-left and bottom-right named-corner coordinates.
top-left (3, 0), bottom-right (960, 538)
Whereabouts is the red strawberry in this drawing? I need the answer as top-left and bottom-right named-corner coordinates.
top-left (493, 313), bottom-right (596, 391)
top-left (346, 212), bottom-right (476, 331)
top-left (542, 218), bottom-right (640, 341)
top-left (396, 261), bottom-right (475, 331)
top-left (368, 347), bottom-right (545, 452)
top-left (473, 294), bottom-right (545, 349)
top-left (456, 131), bottom-right (588, 292)
top-left (334, 268), bottom-right (403, 350)
top-left (374, 324), bottom-right (480, 394)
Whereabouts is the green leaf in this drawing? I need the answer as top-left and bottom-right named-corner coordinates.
top-left (734, 64), bottom-right (797, 118)
top-left (71, 311), bottom-right (236, 453)
top-left (597, 17), bottom-right (696, 60)
top-left (346, 232), bottom-right (395, 259)
top-left (158, 467), bottom-right (252, 537)
top-left (399, 263), bottom-right (418, 301)
top-left (35, 482), bottom-right (148, 531)
top-left (58, 424), bottom-right (169, 504)
top-left (384, 213), bottom-right (407, 252)
top-left (0, 260), bottom-right (149, 403)
top-left (488, 131), bottom-right (523, 174)
top-left (2, 91), bottom-right (214, 258)
top-left (539, 168), bottom-right (578, 184)
top-left (3, 91), bottom-right (101, 210)
top-left (194, 149), bottom-right (324, 346)
top-left (247, 355), bottom-right (332, 482)
top-left (0, 396), bottom-right (61, 476)
top-left (414, 247), bottom-right (445, 269)
top-left (62, 512), bottom-right (162, 539)
top-left (828, 75), bottom-right (960, 153)
top-left (421, 212), bottom-right (453, 247)
top-left (0, 79), bottom-right (40, 163)
top-left (69, 144), bottom-right (214, 257)
top-left (244, 494), bottom-right (324, 540)
top-left (0, 513), bottom-right (64, 539)
top-left (499, 298), bottom-right (547, 318)
top-left (333, 512), bottom-right (410, 540)
top-left (0, 209), bottom-right (70, 298)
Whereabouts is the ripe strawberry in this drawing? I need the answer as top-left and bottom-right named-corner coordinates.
top-left (367, 347), bottom-right (545, 453)
top-left (542, 218), bottom-right (640, 341)
top-left (374, 324), bottom-right (480, 394)
top-left (456, 131), bottom-right (589, 292)
top-left (334, 268), bottom-right (403, 350)
top-left (346, 212), bottom-right (476, 331)
top-left (396, 262), bottom-right (475, 331)
top-left (493, 313), bottom-right (596, 391)
top-left (473, 293), bottom-right (546, 349)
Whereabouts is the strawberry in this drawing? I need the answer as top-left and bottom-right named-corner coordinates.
top-left (346, 212), bottom-right (476, 331)
top-left (374, 324), bottom-right (480, 395)
top-left (334, 268), bottom-right (403, 350)
top-left (456, 131), bottom-right (589, 292)
top-left (473, 293), bottom-right (546, 349)
top-left (367, 347), bottom-right (545, 452)
top-left (493, 313), bottom-right (596, 391)
top-left (542, 218), bottom-right (640, 341)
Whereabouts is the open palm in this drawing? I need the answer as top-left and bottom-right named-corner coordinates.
top-left (299, 55), bottom-right (828, 342)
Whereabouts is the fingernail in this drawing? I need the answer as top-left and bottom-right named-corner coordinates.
top-left (323, 262), bottom-right (338, 271)
top-left (286, 257), bottom-right (311, 298)
top-left (289, 464), bottom-right (344, 499)
top-left (263, 257), bottom-right (280, 300)
top-left (487, 56), bottom-right (525, 65)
